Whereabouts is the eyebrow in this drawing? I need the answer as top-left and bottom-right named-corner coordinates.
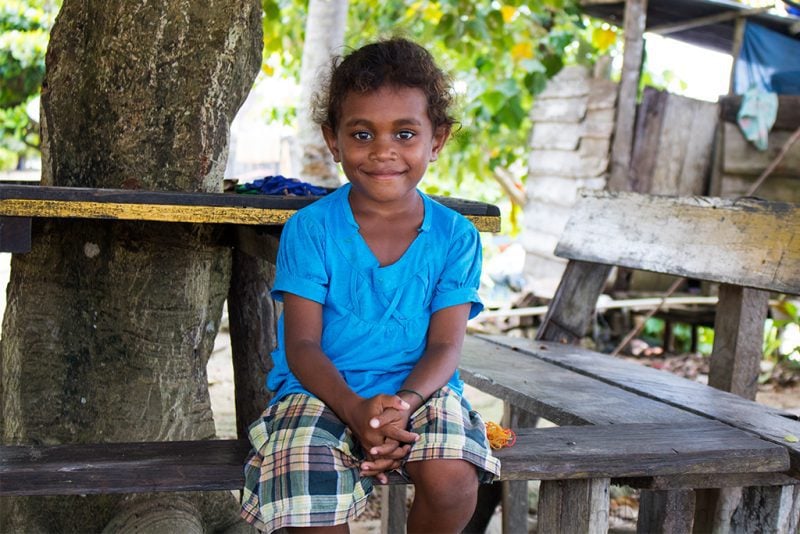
top-left (343, 118), bottom-right (423, 128)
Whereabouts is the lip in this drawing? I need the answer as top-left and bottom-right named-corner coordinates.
top-left (363, 169), bottom-right (406, 181)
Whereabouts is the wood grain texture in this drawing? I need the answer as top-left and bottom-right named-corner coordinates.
top-left (0, 184), bottom-right (501, 232)
top-left (536, 260), bottom-right (612, 343)
top-left (460, 335), bottom-right (703, 426)
top-left (492, 422), bottom-right (788, 481)
top-left (708, 284), bottom-right (769, 399)
top-left (0, 440), bottom-right (252, 496)
top-left (538, 478), bottom-right (610, 534)
top-left (478, 335), bottom-right (800, 476)
top-left (554, 190), bottom-right (800, 294)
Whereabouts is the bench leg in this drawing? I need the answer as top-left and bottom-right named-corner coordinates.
top-left (538, 478), bottom-right (610, 534)
top-left (381, 485), bottom-right (407, 534)
top-left (502, 480), bottom-right (528, 532)
top-left (636, 489), bottom-right (695, 533)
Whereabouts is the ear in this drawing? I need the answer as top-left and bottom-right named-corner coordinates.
top-left (321, 125), bottom-right (341, 163)
top-left (429, 126), bottom-right (450, 162)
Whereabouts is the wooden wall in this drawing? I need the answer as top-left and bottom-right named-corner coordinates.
top-left (712, 95), bottom-right (800, 202)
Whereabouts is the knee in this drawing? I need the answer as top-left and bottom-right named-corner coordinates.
top-left (407, 459), bottom-right (479, 510)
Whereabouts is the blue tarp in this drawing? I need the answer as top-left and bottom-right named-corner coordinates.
top-left (734, 22), bottom-right (800, 95)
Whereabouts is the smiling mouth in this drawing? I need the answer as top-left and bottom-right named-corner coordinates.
top-left (365, 170), bottom-right (405, 180)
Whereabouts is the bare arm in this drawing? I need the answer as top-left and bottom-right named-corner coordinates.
top-left (385, 302), bottom-right (472, 415)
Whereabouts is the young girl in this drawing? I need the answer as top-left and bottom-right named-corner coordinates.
top-left (240, 37), bottom-right (501, 533)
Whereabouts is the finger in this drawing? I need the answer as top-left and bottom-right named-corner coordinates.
top-left (360, 457), bottom-right (396, 475)
top-left (382, 425), bottom-right (419, 444)
top-left (377, 393), bottom-right (410, 412)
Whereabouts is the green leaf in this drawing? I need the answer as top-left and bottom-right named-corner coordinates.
top-left (785, 434), bottom-right (799, 443)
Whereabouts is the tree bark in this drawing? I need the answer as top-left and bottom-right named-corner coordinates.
top-left (293, 0), bottom-right (348, 187)
top-left (0, 0), bottom-right (262, 531)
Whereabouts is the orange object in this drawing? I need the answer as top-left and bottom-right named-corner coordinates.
top-left (485, 421), bottom-right (516, 449)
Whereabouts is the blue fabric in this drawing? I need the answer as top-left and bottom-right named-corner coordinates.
top-left (735, 22), bottom-right (800, 95)
top-left (236, 175), bottom-right (329, 196)
top-left (266, 183), bottom-right (484, 403)
top-left (736, 88), bottom-right (779, 151)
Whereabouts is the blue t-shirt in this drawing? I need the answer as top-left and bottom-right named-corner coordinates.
top-left (266, 183), bottom-right (484, 402)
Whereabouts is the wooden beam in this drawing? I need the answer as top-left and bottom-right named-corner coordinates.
top-left (608, 0), bottom-right (648, 191)
top-left (708, 284), bottom-right (770, 400)
top-left (648, 7), bottom-right (768, 36)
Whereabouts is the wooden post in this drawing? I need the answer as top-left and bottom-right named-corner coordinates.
top-left (708, 284), bottom-right (769, 400)
top-left (227, 227), bottom-right (280, 439)
top-left (380, 485), bottom-right (407, 534)
top-left (636, 489), bottom-right (695, 533)
top-left (538, 478), bottom-right (610, 534)
top-left (608, 0), bottom-right (648, 191)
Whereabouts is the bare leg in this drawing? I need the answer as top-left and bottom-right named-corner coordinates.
top-left (405, 459), bottom-right (479, 533)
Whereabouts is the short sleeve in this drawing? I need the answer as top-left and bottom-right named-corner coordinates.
top-left (271, 213), bottom-right (328, 304)
top-left (431, 226), bottom-right (484, 319)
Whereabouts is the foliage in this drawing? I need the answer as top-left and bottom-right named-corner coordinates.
top-left (0, 0), bottom-right (60, 170)
top-left (764, 298), bottom-right (800, 367)
top-left (260, 0), bottom-right (619, 206)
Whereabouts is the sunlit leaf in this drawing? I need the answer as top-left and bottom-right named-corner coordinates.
top-left (511, 42), bottom-right (534, 61)
top-left (500, 5), bottom-right (516, 23)
top-left (591, 27), bottom-right (617, 52)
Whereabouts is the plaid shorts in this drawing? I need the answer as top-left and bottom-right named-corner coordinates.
top-left (240, 386), bottom-right (501, 532)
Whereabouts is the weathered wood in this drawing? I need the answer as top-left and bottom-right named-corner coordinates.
top-left (536, 260), bottom-right (612, 343)
top-left (636, 489), bottom-right (695, 533)
top-left (0, 184), bottom-right (502, 232)
top-left (227, 228), bottom-right (280, 439)
top-left (626, 473), bottom-right (799, 490)
top-left (380, 485), bottom-right (407, 534)
top-left (460, 336), bottom-right (703, 426)
top-left (719, 95), bottom-right (800, 131)
top-left (629, 88), bottom-right (717, 195)
top-left (477, 336), bottom-right (800, 476)
top-left (492, 422), bottom-right (788, 481)
top-left (538, 478), bottom-right (610, 534)
top-left (708, 284), bottom-right (770, 400)
top-left (0, 216), bottom-right (31, 253)
top-left (0, 440), bottom-right (252, 496)
top-left (731, 484), bottom-right (800, 533)
top-left (721, 122), bottom-right (800, 177)
top-left (554, 190), bottom-right (800, 295)
top-left (608, 0), bottom-right (648, 191)
top-left (501, 403), bottom-right (536, 531)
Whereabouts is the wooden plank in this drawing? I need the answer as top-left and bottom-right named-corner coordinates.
top-left (536, 260), bottom-right (612, 343)
top-left (492, 422), bottom-right (788, 481)
top-left (708, 284), bottom-right (769, 399)
top-left (554, 190), bottom-right (800, 295)
top-left (380, 485), bottom-right (407, 534)
top-left (478, 335), bottom-right (800, 476)
top-left (0, 184), bottom-right (501, 232)
top-left (0, 439), bottom-right (252, 496)
top-left (629, 88), bottom-right (717, 195)
top-left (719, 95), bottom-right (800, 131)
top-left (722, 123), bottom-right (800, 177)
top-left (460, 336), bottom-right (703, 426)
top-left (538, 478), bottom-right (610, 534)
top-left (626, 473), bottom-right (799, 490)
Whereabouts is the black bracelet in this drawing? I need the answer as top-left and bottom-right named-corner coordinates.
top-left (397, 388), bottom-right (426, 404)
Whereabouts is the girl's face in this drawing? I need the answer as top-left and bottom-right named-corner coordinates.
top-left (322, 85), bottom-right (448, 210)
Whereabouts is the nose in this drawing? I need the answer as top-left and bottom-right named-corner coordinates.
top-left (369, 136), bottom-right (397, 161)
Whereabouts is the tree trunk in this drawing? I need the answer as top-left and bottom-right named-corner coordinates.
top-left (293, 0), bottom-right (348, 187)
top-left (0, 1), bottom-right (262, 532)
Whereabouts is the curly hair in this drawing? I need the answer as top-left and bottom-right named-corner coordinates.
top-left (312, 38), bottom-right (456, 135)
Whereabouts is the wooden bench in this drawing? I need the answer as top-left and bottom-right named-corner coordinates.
top-left (2, 186), bottom-right (799, 534)
top-left (455, 190), bottom-right (800, 533)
